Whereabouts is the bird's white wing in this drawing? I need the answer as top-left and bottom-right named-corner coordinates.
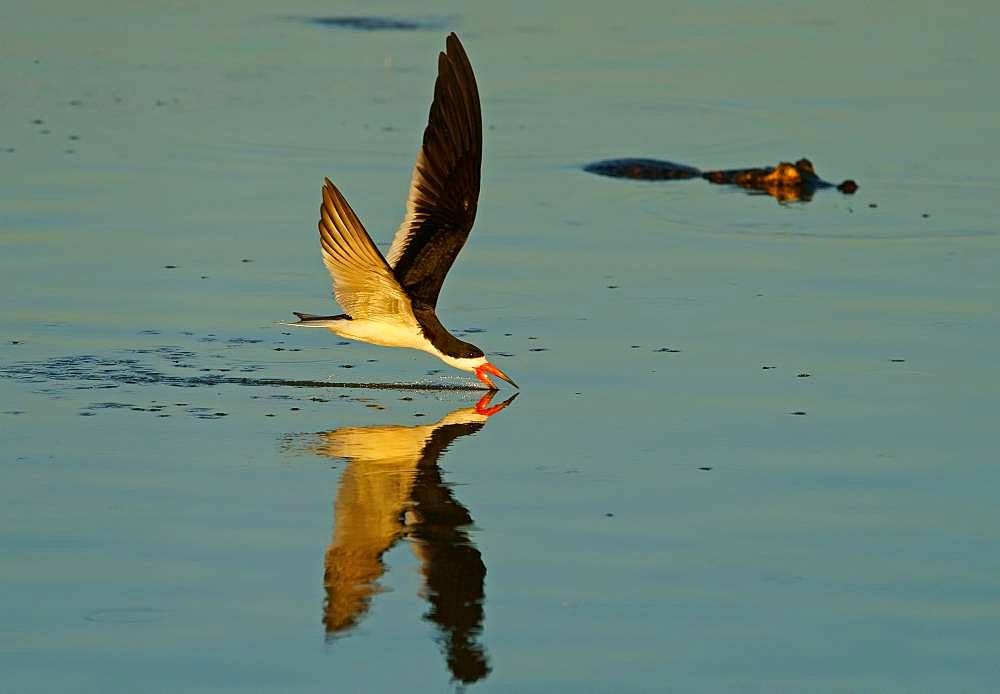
top-left (318, 178), bottom-right (417, 323)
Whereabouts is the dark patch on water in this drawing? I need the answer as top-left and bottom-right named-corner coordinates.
top-left (187, 407), bottom-right (228, 420)
top-left (890, 359), bottom-right (906, 363)
top-left (298, 16), bottom-right (447, 31)
top-left (529, 348), bottom-right (548, 352)
top-left (490, 352), bottom-right (515, 357)
top-left (797, 373), bottom-right (811, 378)
top-left (654, 347), bottom-right (681, 353)
top-left (84, 607), bottom-right (163, 625)
top-left (790, 411), bottom-right (807, 416)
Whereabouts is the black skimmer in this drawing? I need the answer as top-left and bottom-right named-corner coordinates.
top-left (306, 391), bottom-right (515, 683)
top-left (292, 34), bottom-right (517, 391)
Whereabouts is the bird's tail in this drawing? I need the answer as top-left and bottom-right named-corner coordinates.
top-left (287, 311), bottom-right (352, 328)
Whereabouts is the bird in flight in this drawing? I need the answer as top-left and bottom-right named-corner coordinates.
top-left (291, 33), bottom-right (517, 390)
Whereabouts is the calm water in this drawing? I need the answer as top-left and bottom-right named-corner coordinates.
top-left (3, 1), bottom-right (1000, 691)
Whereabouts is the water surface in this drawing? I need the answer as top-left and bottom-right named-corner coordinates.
top-left (3, 1), bottom-right (1000, 691)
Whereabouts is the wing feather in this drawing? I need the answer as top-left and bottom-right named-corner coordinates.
top-left (385, 33), bottom-right (482, 309)
top-left (318, 178), bottom-right (416, 323)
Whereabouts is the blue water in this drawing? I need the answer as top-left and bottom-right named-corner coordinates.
top-left (3, 1), bottom-right (1000, 691)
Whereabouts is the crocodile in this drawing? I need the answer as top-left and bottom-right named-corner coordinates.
top-left (584, 157), bottom-right (858, 203)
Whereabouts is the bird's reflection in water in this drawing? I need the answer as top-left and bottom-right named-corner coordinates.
top-left (304, 391), bottom-right (516, 685)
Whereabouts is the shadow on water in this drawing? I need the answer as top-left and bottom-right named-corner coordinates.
top-left (289, 391), bottom-right (517, 685)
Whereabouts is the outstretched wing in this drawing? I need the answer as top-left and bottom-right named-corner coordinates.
top-left (386, 33), bottom-right (482, 309)
top-left (318, 178), bottom-right (416, 323)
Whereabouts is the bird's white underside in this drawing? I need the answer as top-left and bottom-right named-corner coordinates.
top-left (290, 318), bottom-right (487, 373)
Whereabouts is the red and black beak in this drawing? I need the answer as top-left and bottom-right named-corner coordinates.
top-left (475, 362), bottom-right (518, 390)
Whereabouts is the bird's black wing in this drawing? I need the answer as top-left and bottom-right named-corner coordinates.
top-left (386, 33), bottom-right (482, 309)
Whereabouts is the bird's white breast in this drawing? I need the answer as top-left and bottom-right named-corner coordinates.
top-left (323, 318), bottom-right (486, 374)
top-left (329, 319), bottom-right (432, 351)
